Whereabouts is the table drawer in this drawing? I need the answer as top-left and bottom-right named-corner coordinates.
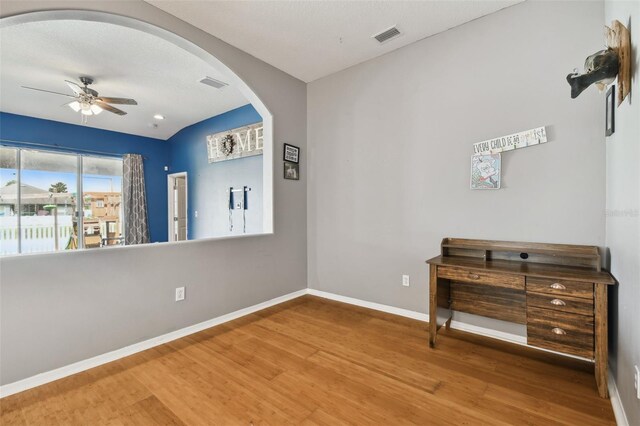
top-left (438, 266), bottom-right (524, 290)
top-left (526, 277), bottom-right (593, 299)
top-left (527, 292), bottom-right (594, 316)
top-left (527, 306), bottom-right (594, 359)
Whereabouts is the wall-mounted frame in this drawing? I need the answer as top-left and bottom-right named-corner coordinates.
top-left (470, 153), bottom-right (501, 190)
top-left (284, 162), bottom-right (299, 180)
top-left (606, 85), bottom-right (615, 137)
top-left (283, 143), bottom-right (300, 164)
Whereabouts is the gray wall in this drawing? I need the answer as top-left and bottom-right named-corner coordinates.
top-left (605, 1), bottom-right (640, 423)
top-left (307, 0), bottom-right (606, 336)
top-left (0, 0), bottom-right (306, 386)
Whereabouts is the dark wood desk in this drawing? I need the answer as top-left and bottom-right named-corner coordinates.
top-left (427, 238), bottom-right (616, 398)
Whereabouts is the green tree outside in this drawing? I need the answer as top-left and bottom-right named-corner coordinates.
top-left (49, 182), bottom-right (68, 193)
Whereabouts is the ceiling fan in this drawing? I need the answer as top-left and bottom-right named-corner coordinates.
top-left (21, 76), bottom-right (137, 118)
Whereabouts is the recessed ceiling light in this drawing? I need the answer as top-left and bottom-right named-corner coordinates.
top-left (153, 114), bottom-right (165, 120)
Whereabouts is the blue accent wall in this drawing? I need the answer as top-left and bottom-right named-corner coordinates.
top-left (0, 112), bottom-right (170, 242)
top-left (168, 104), bottom-right (263, 239)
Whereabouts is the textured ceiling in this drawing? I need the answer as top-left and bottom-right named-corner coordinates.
top-left (0, 19), bottom-right (249, 139)
top-left (147, 0), bottom-right (523, 82)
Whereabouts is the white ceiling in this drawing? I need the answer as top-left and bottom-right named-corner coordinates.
top-left (0, 20), bottom-right (249, 139)
top-left (147, 0), bottom-right (523, 83)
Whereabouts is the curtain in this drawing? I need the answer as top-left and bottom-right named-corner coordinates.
top-left (123, 154), bottom-right (150, 245)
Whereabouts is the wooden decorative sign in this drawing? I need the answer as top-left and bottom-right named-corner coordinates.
top-left (472, 127), bottom-right (547, 155)
top-left (207, 122), bottom-right (263, 163)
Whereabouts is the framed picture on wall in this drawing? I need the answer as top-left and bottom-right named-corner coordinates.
top-left (283, 143), bottom-right (300, 163)
top-left (470, 154), bottom-right (501, 190)
top-left (605, 85), bottom-right (615, 137)
top-left (284, 161), bottom-right (299, 180)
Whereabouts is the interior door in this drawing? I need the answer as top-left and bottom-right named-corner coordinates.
top-left (174, 176), bottom-right (187, 241)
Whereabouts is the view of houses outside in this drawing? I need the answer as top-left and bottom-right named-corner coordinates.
top-left (0, 147), bottom-right (122, 255)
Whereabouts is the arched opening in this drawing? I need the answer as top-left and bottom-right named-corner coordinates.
top-left (0, 10), bottom-right (274, 256)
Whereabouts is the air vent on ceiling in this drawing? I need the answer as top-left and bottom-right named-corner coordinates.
top-left (373, 26), bottom-right (401, 44)
top-left (199, 76), bottom-right (228, 89)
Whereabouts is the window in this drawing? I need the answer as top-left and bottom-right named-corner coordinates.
top-left (0, 146), bottom-right (123, 255)
top-left (82, 156), bottom-right (123, 248)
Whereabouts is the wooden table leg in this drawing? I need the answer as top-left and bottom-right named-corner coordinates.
top-left (429, 264), bottom-right (438, 347)
top-left (594, 283), bottom-right (609, 398)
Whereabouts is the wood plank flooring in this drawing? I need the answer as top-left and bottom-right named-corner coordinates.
top-left (0, 295), bottom-right (616, 425)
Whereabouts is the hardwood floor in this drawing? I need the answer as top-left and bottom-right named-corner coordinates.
top-left (1, 295), bottom-right (616, 425)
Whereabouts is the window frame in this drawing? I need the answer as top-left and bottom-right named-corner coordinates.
top-left (1, 145), bottom-right (124, 256)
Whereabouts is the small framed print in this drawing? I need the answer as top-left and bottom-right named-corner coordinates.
top-left (606, 85), bottom-right (615, 137)
top-left (284, 161), bottom-right (299, 180)
top-left (283, 143), bottom-right (300, 163)
top-left (470, 154), bottom-right (501, 190)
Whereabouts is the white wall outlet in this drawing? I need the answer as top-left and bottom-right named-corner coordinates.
top-left (634, 365), bottom-right (640, 400)
top-left (175, 287), bottom-right (185, 302)
top-left (194, 210), bottom-right (198, 218)
top-left (402, 275), bottom-right (410, 287)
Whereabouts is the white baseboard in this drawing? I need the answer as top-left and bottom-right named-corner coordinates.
top-left (306, 289), bottom-right (429, 321)
top-left (0, 288), bottom-right (307, 399)
top-left (448, 319), bottom-right (526, 345)
top-left (608, 369), bottom-right (630, 426)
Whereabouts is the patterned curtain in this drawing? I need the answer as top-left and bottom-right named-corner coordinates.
top-left (123, 154), bottom-right (150, 245)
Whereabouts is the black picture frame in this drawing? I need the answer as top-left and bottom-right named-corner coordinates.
top-left (606, 85), bottom-right (615, 137)
top-left (284, 161), bottom-right (299, 180)
top-left (283, 143), bottom-right (300, 164)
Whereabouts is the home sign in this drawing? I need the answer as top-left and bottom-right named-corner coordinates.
top-left (207, 122), bottom-right (264, 163)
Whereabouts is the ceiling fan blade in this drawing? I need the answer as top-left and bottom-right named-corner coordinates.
top-left (96, 97), bottom-right (137, 105)
top-left (65, 80), bottom-right (84, 96)
top-left (21, 86), bottom-right (76, 98)
top-left (95, 100), bottom-right (127, 116)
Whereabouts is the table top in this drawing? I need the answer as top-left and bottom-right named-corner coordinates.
top-left (426, 255), bottom-right (616, 285)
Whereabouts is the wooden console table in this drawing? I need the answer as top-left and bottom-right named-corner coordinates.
top-left (427, 238), bottom-right (616, 398)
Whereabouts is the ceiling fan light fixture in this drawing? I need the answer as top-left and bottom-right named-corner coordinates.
top-left (68, 100), bottom-right (81, 112)
top-left (91, 104), bottom-right (103, 115)
top-left (24, 78), bottom-right (134, 118)
top-left (80, 101), bottom-right (93, 115)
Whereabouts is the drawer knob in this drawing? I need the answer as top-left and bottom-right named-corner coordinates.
top-left (552, 327), bottom-right (567, 335)
top-left (550, 298), bottom-right (566, 306)
top-left (550, 283), bottom-right (566, 290)
top-left (468, 273), bottom-right (480, 280)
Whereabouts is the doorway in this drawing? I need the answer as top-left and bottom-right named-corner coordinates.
top-left (168, 172), bottom-right (188, 242)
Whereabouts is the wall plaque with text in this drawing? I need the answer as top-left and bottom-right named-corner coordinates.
top-left (472, 126), bottom-right (547, 155)
top-left (207, 122), bottom-right (263, 163)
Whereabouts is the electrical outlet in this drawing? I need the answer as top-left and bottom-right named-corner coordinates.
top-left (635, 365), bottom-right (640, 400)
top-left (402, 275), bottom-right (410, 287)
top-left (175, 287), bottom-right (185, 302)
